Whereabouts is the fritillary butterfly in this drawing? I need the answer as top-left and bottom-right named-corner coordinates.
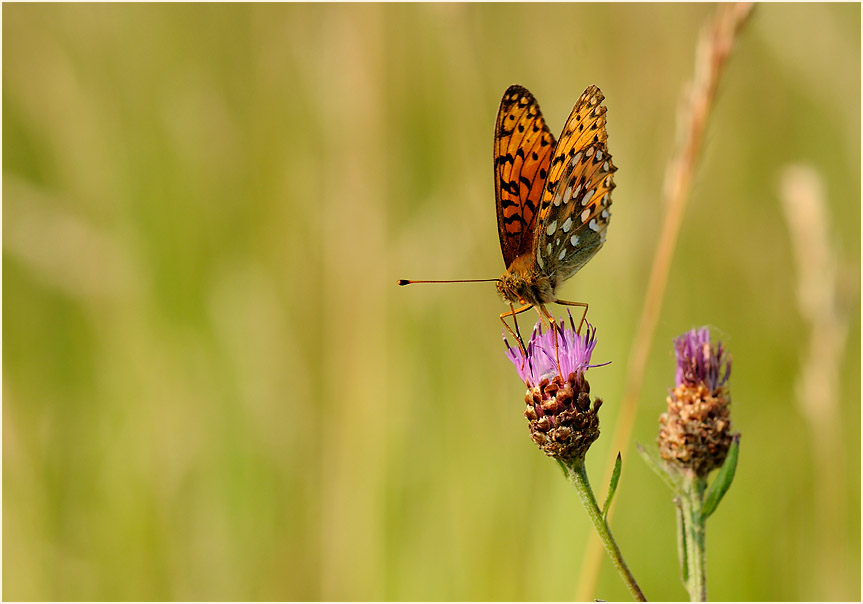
top-left (493, 84), bottom-right (617, 345)
top-left (398, 85), bottom-right (616, 370)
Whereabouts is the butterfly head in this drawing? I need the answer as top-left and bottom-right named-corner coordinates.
top-left (496, 254), bottom-right (556, 307)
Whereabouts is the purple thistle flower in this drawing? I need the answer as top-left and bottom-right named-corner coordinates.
top-left (673, 327), bottom-right (732, 392)
top-left (503, 312), bottom-right (606, 387)
top-left (503, 313), bottom-right (608, 462)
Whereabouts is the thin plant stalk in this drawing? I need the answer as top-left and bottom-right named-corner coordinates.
top-left (575, 3), bottom-right (754, 597)
top-left (563, 460), bottom-right (646, 602)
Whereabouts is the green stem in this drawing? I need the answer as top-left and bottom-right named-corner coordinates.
top-left (564, 459), bottom-right (646, 601)
top-left (679, 472), bottom-right (707, 601)
top-left (675, 497), bottom-right (688, 585)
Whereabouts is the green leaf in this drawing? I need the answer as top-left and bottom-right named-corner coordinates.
top-left (555, 458), bottom-right (570, 479)
top-left (602, 453), bottom-right (622, 520)
top-left (636, 442), bottom-right (682, 492)
top-left (701, 434), bottom-right (740, 519)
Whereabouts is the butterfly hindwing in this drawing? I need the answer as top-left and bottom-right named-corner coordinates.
top-left (534, 85), bottom-right (616, 281)
top-left (494, 85), bottom-right (557, 269)
top-left (535, 142), bottom-right (616, 280)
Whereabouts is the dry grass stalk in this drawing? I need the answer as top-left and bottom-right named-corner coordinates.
top-left (780, 164), bottom-right (851, 600)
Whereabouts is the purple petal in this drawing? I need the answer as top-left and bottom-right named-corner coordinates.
top-left (503, 311), bottom-right (606, 386)
top-left (673, 328), bottom-right (731, 391)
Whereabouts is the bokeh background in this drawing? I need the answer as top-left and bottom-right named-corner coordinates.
top-left (3, 3), bottom-right (860, 601)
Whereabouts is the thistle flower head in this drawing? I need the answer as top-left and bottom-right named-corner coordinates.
top-left (504, 314), bottom-right (608, 462)
top-left (504, 312), bottom-right (602, 388)
top-left (659, 327), bottom-right (735, 476)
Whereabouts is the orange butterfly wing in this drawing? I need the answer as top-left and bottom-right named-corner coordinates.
top-left (534, 85), bottom-right (616, 281)
top-left (539, 85), bottom-right (610, 217)
top-left (493, 85), bottom-right (556, 269)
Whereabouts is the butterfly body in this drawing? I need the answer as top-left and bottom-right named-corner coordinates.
top-left (493, 84), bottom-right (617, 320)
top-left (496, 253), bottom-right (556, 307)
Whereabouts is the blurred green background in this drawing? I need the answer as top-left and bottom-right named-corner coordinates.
top-left (3, 3), bottom-right (860, 601)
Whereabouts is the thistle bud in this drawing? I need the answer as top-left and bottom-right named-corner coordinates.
top-left (658, 328), bottom-right (735, 476)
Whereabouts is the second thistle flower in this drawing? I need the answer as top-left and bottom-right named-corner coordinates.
top-left (504, 314), bottom-right (607, 462)
top-left (658, 327), bottom-right (736, 476)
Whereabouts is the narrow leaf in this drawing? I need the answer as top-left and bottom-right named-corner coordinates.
top-left (555, 458), bottom-right (569, 479)
top-left (636, 442), bottom-right (682, 492)
top-left (602, 452), bottom-right (623, 520)
top-left (701, 434), bottom-right (740, 518)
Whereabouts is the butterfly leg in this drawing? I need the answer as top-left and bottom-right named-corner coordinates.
top-left (500, 303), bottom-right (534, 370)
top-left (553, 299), bottom-right (589, 334)
top-left (537, 304), bottom-right (563, 377)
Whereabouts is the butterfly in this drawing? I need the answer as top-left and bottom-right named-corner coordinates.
top-left (493, 84), bottom-right (617, 351)
top-left (398, 85), bottom-right (616, 370)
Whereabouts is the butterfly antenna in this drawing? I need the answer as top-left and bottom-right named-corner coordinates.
top-left (398, 278), bottom-right (499, 286)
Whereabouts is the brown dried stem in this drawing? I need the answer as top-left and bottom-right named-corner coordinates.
top-left (575, 3), bottom-right (754, 599)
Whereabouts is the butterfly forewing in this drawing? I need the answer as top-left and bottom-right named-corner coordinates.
top-left (534, 85), bottom-right (616, 281)
top-left (541, 86), bottom-right (609, 200)
top-left (494, 85), bottom-right (557, 268)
